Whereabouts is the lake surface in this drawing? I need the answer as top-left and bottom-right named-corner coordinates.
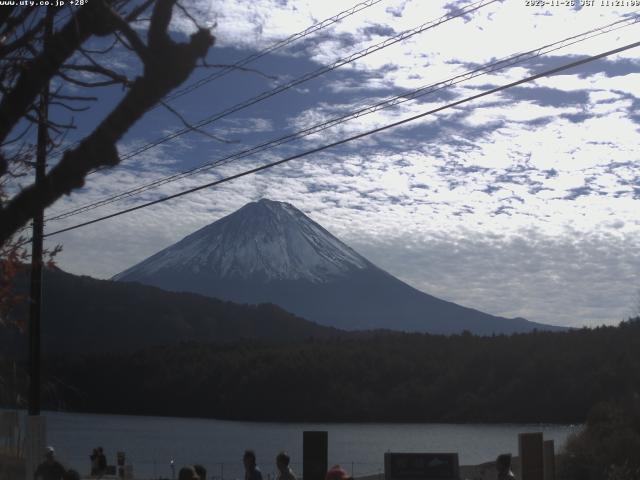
top-left (13, 411), bottom-right (581, 479)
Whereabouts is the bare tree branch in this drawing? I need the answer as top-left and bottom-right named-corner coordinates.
top-left (0, 6), bottom-right (16, 31)
top-left (56, 70), bottom-right (127, 88)
top-left (61, 63), bottom-right (131, 86)
top-left (50, 93), bottom-right (98, 102)
top-left (102, 3), bottom-right (149, 60)
top-left (23, 112), bottom-right (71, 135)
top-left (199, 61), bottom-right (278, 81)
top-left (48, 126), bottom-right (73, 150)
top-left (44, 118), bottom-right (76, 131)
top-left (176, 2), bottom-right (206, 30)
top-left (0, 13), bottom-right (45, 58)
top-left (0, 0), bottom-right (118, 144)
top-left (148, 0), bottom-right (174, 50)
top-left (159, 100), bottom-right (236, 144)
top-left (49, 101), bottom-right (91, 113)
top-left (0, 7), bottom-right (36, 42)
top-left (113, 30), bottom-right (135, 52)
top-left (0, 0), bottom-right (215, 244)
top-left (124, 0), bottom-right (157, 22)
top-left (0, 122), bottom-right (34, 148)
top-left (80, 37), bottom-right (119, 55)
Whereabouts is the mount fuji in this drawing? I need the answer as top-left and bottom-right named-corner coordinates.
top-left (113, 199), bottom-right (562, 334)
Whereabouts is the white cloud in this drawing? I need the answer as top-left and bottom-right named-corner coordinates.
top-left (464, 100), bottom-right (582, 126)
top-left (39, 0), bottom-right (640, 330)
top-left (175, 0), bottom-right (640, 95)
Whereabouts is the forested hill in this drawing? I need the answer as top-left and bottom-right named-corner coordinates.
top-left (3, 268), bottom-right (341, 354)
top-left (41, 319), bottom-right (640, 423)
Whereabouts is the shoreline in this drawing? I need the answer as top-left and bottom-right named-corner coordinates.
top-left (1, 407), bottom-right (583, 427)
top-left (1, 410), bottom-right (572, 480)
top-left (1, 454), bottom-right (522, 480)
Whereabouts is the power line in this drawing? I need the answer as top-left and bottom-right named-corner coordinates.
top-left (164, 0), bottom-right (387, 102)
top-left (39, 39), bottom-right (640, 240)
top-left (39, 0), bottom-right (496, 200)
top-left (44, 14), bottom-right (639, 223)
top-left (93, 0), bottom-right (499, 171)
top-left (46, 0), bottom-right (387, 159)
top-left (44, 13), bottom-right (639, 223)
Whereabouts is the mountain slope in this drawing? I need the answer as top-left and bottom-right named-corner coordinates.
top-left (114, 199), bottom-right (369, 283)
top-left (114, 199), bottom-right (563, 334)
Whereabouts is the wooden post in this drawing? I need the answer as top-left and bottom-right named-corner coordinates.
top-left (518, 433), bottom-right (544, 480)
top-left (26, 12), bottom-right (52, 480)
top-left (28, 8), bottom-right (51, 418)
top-left (25, 416), bottom-right (46, 480)
top-left (303, 431), bottom-right (328, 480)
top-left (543, 440), bottom-right (555, 480)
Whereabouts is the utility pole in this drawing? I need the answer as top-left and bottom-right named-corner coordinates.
top-left (26, 9), bottom-right (53, 480)
top-left (28, 31), bottom-right (49, 418)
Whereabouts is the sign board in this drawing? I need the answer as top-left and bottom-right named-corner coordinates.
top-left (385, 453), bottom-right (460, 480)
top-left (303, 431), bottom-right (328, 480)
top-left (519, 433), bottom-right (544, 480)
top-left (0, 411), bottom-right (19, 438)
top-left (543, 440), bottom-right (555, 480)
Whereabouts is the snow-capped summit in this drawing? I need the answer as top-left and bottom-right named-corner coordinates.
top-left (113, 199), bottom-right (368, 283)
top-left (114, 199), bottom-right (564, 334)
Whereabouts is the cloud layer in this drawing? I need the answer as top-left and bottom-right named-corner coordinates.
top-left (38, 0), bottom-right (640, 328)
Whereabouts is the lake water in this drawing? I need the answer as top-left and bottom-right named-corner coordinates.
top-left (12, 411), bottom-right (581, 479)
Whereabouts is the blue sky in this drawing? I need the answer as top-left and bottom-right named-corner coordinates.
top-left (28, 0), bottom-right (640, 328)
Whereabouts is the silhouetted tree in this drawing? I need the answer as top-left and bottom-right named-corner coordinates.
top-left (0, 1), bottom-right (213, 245)
top-left (0, 0), bottom-right (215, 324)
top-left (28, 318), bottom-right (640, 423)
top-left (560, 397), bottom-right (640, 480)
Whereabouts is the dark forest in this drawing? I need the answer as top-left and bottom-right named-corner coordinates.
top-left (3, 318), bottom-right (637, 424)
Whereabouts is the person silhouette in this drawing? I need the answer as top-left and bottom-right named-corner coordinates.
top-left (243, 450), bottom-right (263, 480)
top-left (178, 466), bottom-right (200, 480)
top-left (34, 447), bottom-right (66, 480)
top-left (496, 454), bottom-right (516, 480)
top-left (276, 452), bottom-right (296, 480)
